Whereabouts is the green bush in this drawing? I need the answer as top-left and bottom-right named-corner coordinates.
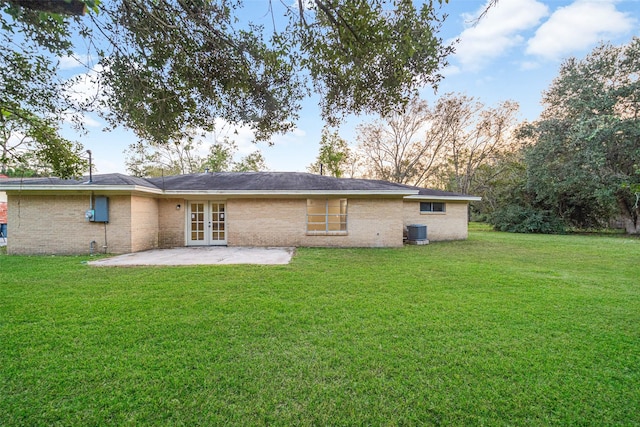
top-left (489, 204), bottom-right (566, 234)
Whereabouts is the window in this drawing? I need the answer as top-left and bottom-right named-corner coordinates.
top-left (307, 199), bottom-right (347, 234)
top-left (420, 201), bottom-right (445, 213)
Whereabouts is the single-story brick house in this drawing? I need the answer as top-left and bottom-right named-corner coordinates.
top-left (0, 172), bottom-right (480, 255)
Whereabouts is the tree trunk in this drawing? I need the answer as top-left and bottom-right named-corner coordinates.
top-left (623, 217), bottom-right (640, 234)
top-left (617, 197), bottom-right (640, 234)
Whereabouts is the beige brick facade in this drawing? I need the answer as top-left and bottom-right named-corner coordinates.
top-left (7, 194), bottom-right (133, 254)
top-left (6, 193), bottom-right (168, 255)
top-left (130, 195), bottom-right (159, 252)
top-left (402, 200), bottom-right (469, 241)
top-left (5, 193), bottom-right (471, 254)
top-left (158, 198), bottom-right (186, 248)
top-left (227, 197), bottom-right (404, 248)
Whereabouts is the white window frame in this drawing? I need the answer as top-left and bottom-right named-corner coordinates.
top-left (306, 199), bottom-right (348, 235)
top-left (420, 201), bottom-right (446, 214)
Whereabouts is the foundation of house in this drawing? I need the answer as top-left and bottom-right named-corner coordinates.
top-left (406, 239), bottom-right (429, 245)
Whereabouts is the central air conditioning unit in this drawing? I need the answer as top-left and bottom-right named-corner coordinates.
top-left (406, 224), bottom-right (429, 245)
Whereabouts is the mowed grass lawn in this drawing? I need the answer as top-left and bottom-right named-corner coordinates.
top-left (1, 227), bottom-right (639, 425)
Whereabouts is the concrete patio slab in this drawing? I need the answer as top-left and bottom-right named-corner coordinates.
top-left (88, 246), bottom-right (295, 266)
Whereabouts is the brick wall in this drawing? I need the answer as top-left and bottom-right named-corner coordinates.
top-left (402, 200), bottom-right (469, 241)
top-left (227, 197), bottom-right (404, 247)
top-left (158, 198), bottom-right (185, 248)
top-left (130, 195), bottom-right (159, 252)
top-left (6, 194), bottom-right (134, 255)
top-left (5, 194), bottom-right (471, 254)
top-left (227, 198), bottom-right (304, 246)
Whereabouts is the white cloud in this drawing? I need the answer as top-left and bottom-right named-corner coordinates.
top-left (4, 131), bottom-right (27, 151)
top-left (210, 118), bottom-right (257, 156)
top-left (453, 0), bottom-right (549, 71)
top-left (520, 60), bottom-right (542, 70)
top-left (474, 75), bottom-right (497, 87)
top-left (94, 158), bottom-right (127, 175)
top-left (290, 0), bottom-right (314, 11)
top-left (64, 64), bottom-right (106, 107)
top-left (526, 0), bottom-right (635, 60)
top-left (201, 119), bottom-right (307, 169)
top-left (60, 111), bottom-right (101, 128)
top-left (60, 64), bottom-right (109, 130)
top-left (58, 53), bottom-right (94, 70)
top-left (440, 64), bottom-right (462, 77)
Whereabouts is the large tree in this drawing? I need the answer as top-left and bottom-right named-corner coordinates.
top-left (434, 94), bottom-right (520, 195)
top-left (99, 0), bottom-right (453, 142)
top-left (0, 0), bottom-right (89, 177)
top-left (125, 139), bottom-right (207, 177)
top-left (470, 143), bottom-right (526, 220)
top-left (308, 128), bottom-right (352, 177)
top-left (2, 0), bottom-right (454, 175)
top-left (232, 151), bottom-right (268, 172)
top-left (125, 134), bottom-right (267, 177)
top-left (354, 94), bottom-right (519, 190)
top-left (523, 38), bottom-right (640, 233)
top-left (355, 97), bottom-right (446, 186)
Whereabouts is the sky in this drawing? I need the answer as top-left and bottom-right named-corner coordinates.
top-left (59, 0), bottom-right (640, 175)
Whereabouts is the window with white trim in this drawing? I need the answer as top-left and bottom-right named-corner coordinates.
top-left (420, 201), bottom-right (446, 213)
top-left (307, 199), bottom-right (348, 234)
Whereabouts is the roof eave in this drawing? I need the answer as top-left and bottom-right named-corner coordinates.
top-left (404, 195), bottom-right (482, 202)
top-left (162, 189), bottom-right (418, 197)
top-left (0, 184), bottom-right (162, 194)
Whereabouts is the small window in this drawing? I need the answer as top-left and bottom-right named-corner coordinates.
top-left (420, 202), bottom-right (445, 213)
top-left (307, 199), bottom-right (347, 235)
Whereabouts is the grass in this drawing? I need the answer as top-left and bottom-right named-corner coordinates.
top-left (1, 229), bottom-right (639, 425)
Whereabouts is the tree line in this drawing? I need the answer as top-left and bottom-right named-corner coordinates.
top-left (123, 132), bottom-right (268, 176)
top-left (310, 39), bottom-right (640, 234)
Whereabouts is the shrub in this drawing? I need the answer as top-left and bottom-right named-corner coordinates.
top-left (489, 204), bottom-right (566, 234)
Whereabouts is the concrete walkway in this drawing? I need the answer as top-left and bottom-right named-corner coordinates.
top-left (88, 246), bottom-right (295, 267)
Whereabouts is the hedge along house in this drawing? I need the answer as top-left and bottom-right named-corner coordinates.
top-left (0, 172), bottom-right (480, 255)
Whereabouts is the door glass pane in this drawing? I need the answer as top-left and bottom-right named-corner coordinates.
top-left (210, 202), bottom-right (225, 242)
top-left (190, 203), bottom-right (205, 241)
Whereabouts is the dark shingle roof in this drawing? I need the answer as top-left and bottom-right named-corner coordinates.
top-left (1, 176), bottom-right (84, 186)
top-left (86, 173), bottom-right (158, 187)
top-left (147, 172), bottom-right (414, 192)
top-left (0, 172), bottom-right (477, 198)
top-left (0, 173), bottom-right (158, 188)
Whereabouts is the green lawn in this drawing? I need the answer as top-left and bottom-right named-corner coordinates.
top-left (1, 229), bottom-right (639, 425)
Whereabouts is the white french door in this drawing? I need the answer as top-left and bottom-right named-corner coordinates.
top-left (187, 201), bottom-right (227, 245)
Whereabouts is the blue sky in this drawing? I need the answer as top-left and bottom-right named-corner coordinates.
top-left (61, 0), bottom-right (640, 174)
